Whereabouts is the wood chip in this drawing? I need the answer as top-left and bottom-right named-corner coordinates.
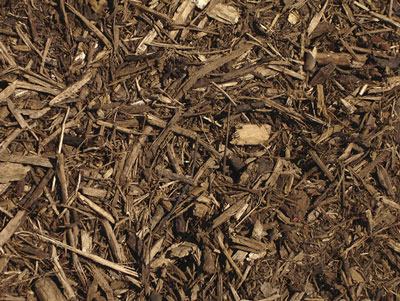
top-left (231, 124), bottom-right (271, 145)
top-left (1, 0), bottom-right (400, 297)
top-left (0, 162), bottom-right (31, 183)
top-left (207, 3), bottom-right (240, 24)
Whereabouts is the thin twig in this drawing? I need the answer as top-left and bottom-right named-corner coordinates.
top-left (223, 103), bottom-right (231, 175)
top-left (154, 138), bottom-right (199, 233)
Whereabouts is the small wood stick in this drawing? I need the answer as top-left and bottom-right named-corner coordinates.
top-left (223, 104), bottom-right (231, 175)
top-left (35, 233), bottom-right (140, 282)
top-left (0, 169), bottom-right (54, 248)
top-left (149, 109), bottom-right (181, 156)
top-left (65, 3), bottom-right (112, 48)
top-left (147, 114), bottom-right (221, 158)
top-left (15, 24), bottom-right (42, 58)
top-left (51, 246), bottom-right (76, 300)
top-left (215, 229), bottom-right (243, 278)
top-left (0, 80), bottom-right (17, 104)
top-left (7, 98), bottom-right (29, 129)
top-left (59, 0), bottom-right (71, 41)
top-left (102, 219), bottom-right (127, 263)
top-left (26, 3), bottom-right (38, 42)
top-left (389, 0), bottom-right (394, 18)
top-left (309, 150), bottom-right (335, 182)
top-left (0, 128), bottom-right (24, 154)
top-left (0, 41), bottom-right (17, 66)
top-left (56, 153), bottom-right (68, 202)
top-left (78, 192), bottom-right (115, 224)
top-left (89, 264), bottom-right (114, 300)
top-left (49, 71), bottom-right (94, 106)
top-left (52, 107), bottom-right (70, 191)
top-left (211, 198), bottom-right (246, 230)
top-left (120, 125), bottom-right (153, 184)
top-left (167, 142), bottom-right (184, 174)
top-left (40, 37), bottom-right (53, 74)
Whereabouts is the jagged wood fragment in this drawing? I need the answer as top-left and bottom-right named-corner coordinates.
top-left (358, 152), bottom-right (387, 179)
top-left (147, 114), bottom-right (221, 158)
top-left (77, 192), bottom-right (115, 224)
top-left (307, 0), bottom-right (329, 36)
top-left (317, 52), bottom-right (367, 67)
top-left (0, 128), bottom-right (23, 153)
top-left (35, 233), bottom-right (140, 282)
top-left (376, 165), bottom-right (395, 198)
top-left (17, 80), bottom-right (61, 95)
top-left (7, 99), bottom-right (29, 129)
top-left (102, 219), bottom-right (127, 263)
top-left (97, 120), bottom-right (151, 135)
top-left (309, 150), bottom-right (335, 182)
top-left (0, 80), bottom-right (17, 104)
top-left (81, 187), bottom-right (107, 198)
top-left (129, 1), bottom-right (178, 25)
top-left (157, 168), bottom-right (197, 186)
top-left (207, 3), bottom-right (240, 24)
top-left (0, 40), bottom-right (17, 66)
top-left (215, 229), bottom-right (243, 278)
top-left (355, 2), bottom-right (400, 28)
top-left (231, 124), bottom-right (271, 146)
top-left (90, 264), bottom-right (114, 300)
top-left (169, 0), bottom-right (196, 39)
top-left (15, 24), bottom-right (43, 58)
top-left (0, 153), bottom-right (53, 168)
top-left (65, 3), bottom-right (112, 48)
top-left (34, 277), bottom-right (68, 301)
top-left (167, 142), bottom-right (184, 174)
top-left (120, 125), bottom-right (153, 185)
top-left (0, 169), bottom-right (53, 248)
top-left (230, 234), bottom-right (267, 253)
top-left (134, 0), bottom-right (195, 54)
top-left (149, 109), bottom-right (181, 156)
top-left (175, 43), bottom-right (253, 100)
top-left (0, 162), bottom-right (31, 183)
top-left (211, 198), bottom-right (246, 229)
top-left (267, 65), bottom-right (306, 80)
top-left (310, 63), bottom-right (336, 86)
top-left (49, 69), bottom-right (95, 106)
top-left (240, 97), bottom-right (305, 124)
top-left (51, 246), bottom-right (76, 300)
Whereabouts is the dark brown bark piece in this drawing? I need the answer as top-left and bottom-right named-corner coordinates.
top-left (310, 63), bottom-right (336, 86)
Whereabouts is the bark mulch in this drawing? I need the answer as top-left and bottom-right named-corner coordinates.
top-left (0, 0), bottom-right (400, 300)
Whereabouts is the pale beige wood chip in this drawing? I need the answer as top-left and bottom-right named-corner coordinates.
top-left (0, 162), bottom-right (31, 183)
top-left (231, 124), bottom-right (271, 145)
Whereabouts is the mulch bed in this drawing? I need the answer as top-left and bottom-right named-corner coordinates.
top-left (0, 0), bottom-right (399, 300)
